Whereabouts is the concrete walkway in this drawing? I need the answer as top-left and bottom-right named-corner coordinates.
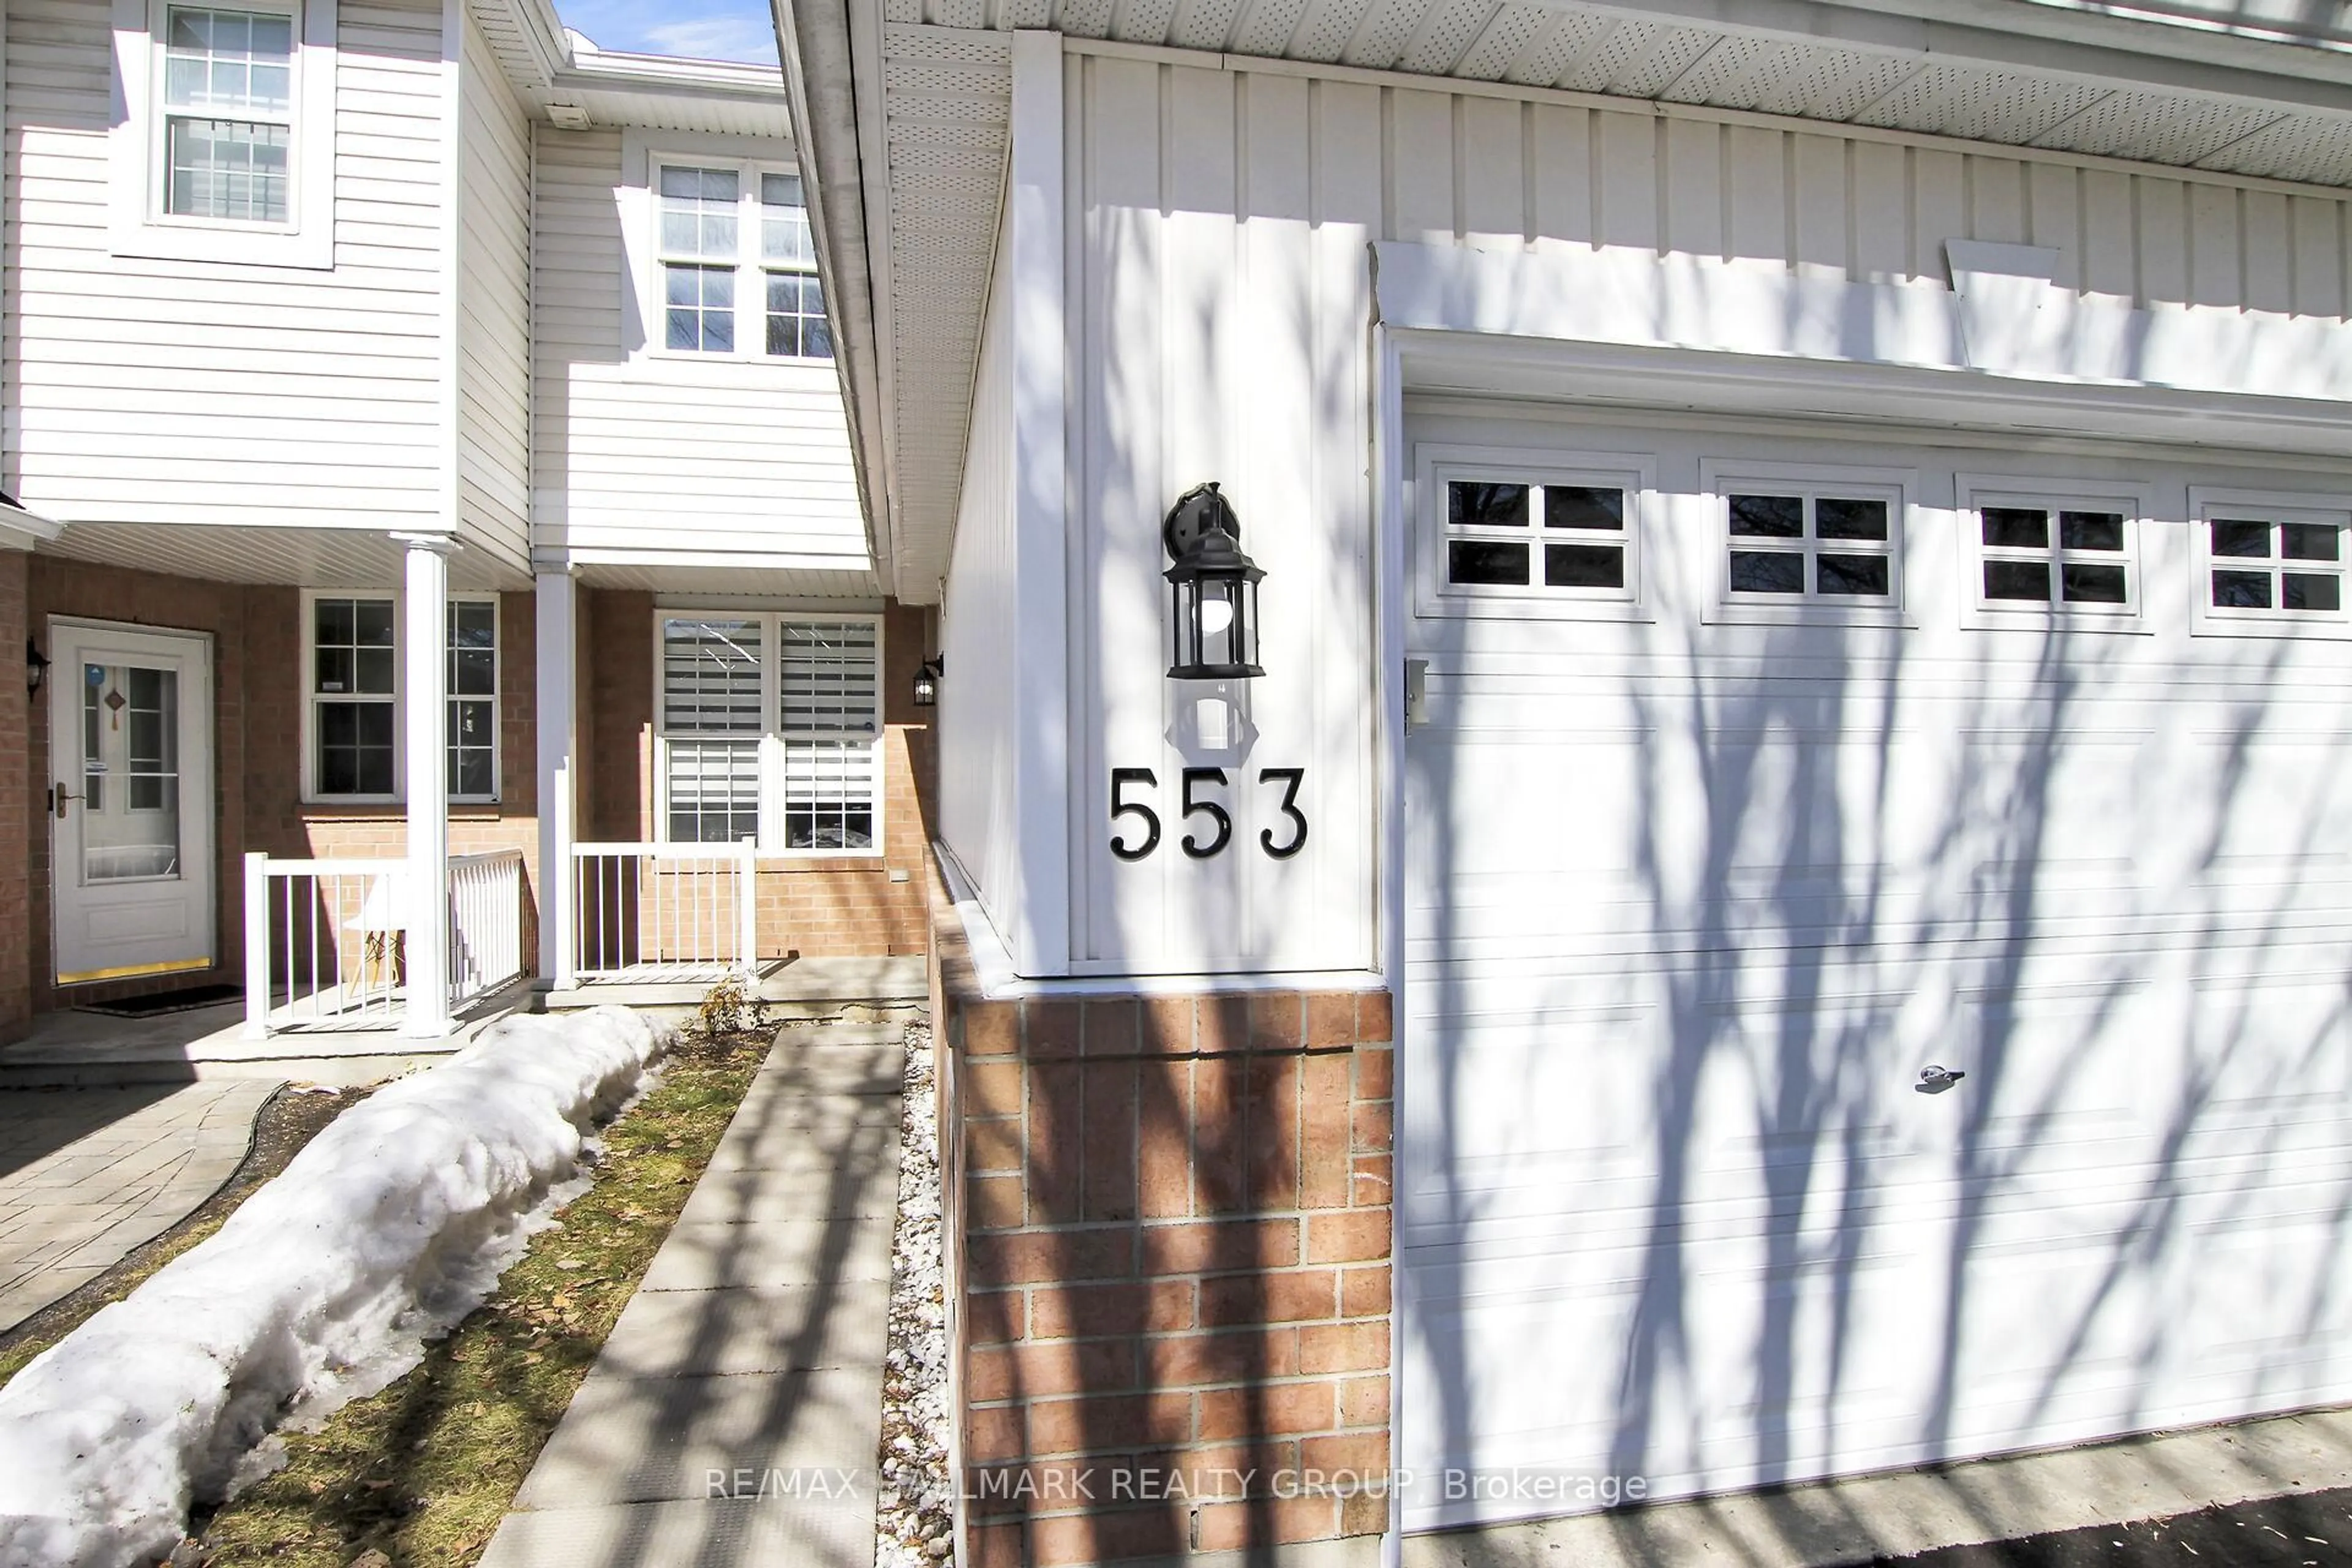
top-left (0, 1078), bottom-right (278, 1331)
top-left (479, 1022), bottom-right (905, 1568)
top-left (1406, 1406), bottom-right (2352, 1568)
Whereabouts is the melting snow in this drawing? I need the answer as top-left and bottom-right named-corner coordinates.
top-left (0, 1005), bottom-right (667, 1568)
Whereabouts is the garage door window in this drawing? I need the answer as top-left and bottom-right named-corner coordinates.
top-left (2209, 519), bottom-right (2343, 614)
top-left (1957, 483), bottom-right (2145, 628)
top-left (1420, 451), bottom-right (1648, 619)
top-left (2190, 492), bottom-right (2352, 637)
top-left (1446, 481), bottom-right (1627, 590)
top-left (1712, 465), bottom-right (1910, 620)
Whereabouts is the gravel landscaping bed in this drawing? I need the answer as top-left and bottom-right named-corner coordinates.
top-left (876, 1020), bottom-right (955, 1566)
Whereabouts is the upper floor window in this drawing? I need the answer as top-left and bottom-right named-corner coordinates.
top-left (109, 0), bottom-right (335, 267)
top-left (654, 159), bottom-right (832, 361)
top-left (161, 6), bottom-right (293, 223)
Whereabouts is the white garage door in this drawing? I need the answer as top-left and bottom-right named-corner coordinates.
top-left (1396, 410), bottom-right (2352, 1535)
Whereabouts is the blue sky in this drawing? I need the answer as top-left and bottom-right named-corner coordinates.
top-left (557, 0), bottom-right (778, 63)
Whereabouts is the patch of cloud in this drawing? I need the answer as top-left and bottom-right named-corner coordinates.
top-left (558, 0), bottom-right (778, 64)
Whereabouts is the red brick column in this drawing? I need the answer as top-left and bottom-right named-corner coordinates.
top-left (932, 872), bottom-right (1395, 1566)
top-left (0, 551), bottom-right (29, 1041)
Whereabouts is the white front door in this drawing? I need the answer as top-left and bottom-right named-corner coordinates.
top-left (50, 620), bottom-right (216, 986)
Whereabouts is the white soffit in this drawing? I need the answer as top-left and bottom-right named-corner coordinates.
top-left (467, 0), bottom-right (793, 135)
top-left (572, 562), bottom-right (887, 597)
top-left (39, 526), bottom-right (526, 592)
top-left (875, 1), bottom-right (2352, 181)
top-left (876, 25), bottom-right (1014, 598)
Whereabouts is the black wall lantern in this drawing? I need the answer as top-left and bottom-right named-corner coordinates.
top-left (1163, 481), bottom-right (1264, 681)
top-left (912, 656), bottom-right (943, 708)
top-left (25, 639), bottom-right (48, 695)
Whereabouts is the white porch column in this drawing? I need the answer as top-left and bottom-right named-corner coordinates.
top-left (396, 533), bottom-right (458, 1037)
top-left (535, 568), bottom-right (578, 990)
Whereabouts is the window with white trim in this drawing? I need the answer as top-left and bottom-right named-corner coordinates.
top-left (654, 159), bottom-right (833, 361)
top-left (2206, 515), bottom-right (2346, 616)
top-left (1442, 480), bottom-right (1630, 592)
top-left (159, 6), bottom-right (293, 223)
top-left (1960, 483), bottom-right (2143, 622)
top-left (1726, 491), bottom-right (1895, 599)
top-left (659, 614), bottom-right (880, 852)
top-left (1416, 448), bottom-right (1651, 620)
top-left (304, 594), bottom-right (500, 802)
top-left (110, 0), bottom-right (334, 266)
top-left (1702, 465), bottom-right (1911, 624)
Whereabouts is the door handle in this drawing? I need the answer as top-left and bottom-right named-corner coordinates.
top-left (52, 785), bottom-right (79, 820)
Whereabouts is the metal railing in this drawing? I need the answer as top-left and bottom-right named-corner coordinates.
top-left (448, 849), bottom-right (525, 1011)
top-left (568, 840), bottom-right (758, 986)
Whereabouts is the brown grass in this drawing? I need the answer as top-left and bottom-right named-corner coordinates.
top-left (192, 1025), bottom-right (772, 1567)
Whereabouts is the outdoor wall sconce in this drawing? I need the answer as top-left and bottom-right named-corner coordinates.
top-left (25, 639), bottom-right (48, 695)
top-left (913, 657), bottom-right (943, 708)
top-left (1163, 481), bottom-right (1264, 680)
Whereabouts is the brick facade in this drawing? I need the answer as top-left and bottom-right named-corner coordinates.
top-left (8, 563), bottom-right (934, 1029)
top-left (584, 589), bottom-right (933, 958)
top-left (930, 869), bottom-right (1395, 1567)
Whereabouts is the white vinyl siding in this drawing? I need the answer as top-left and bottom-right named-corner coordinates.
top-left (456, 11), bottom-right (530, 570)
top-left (10, 0), bottom-right (447, 530)
top-left (527, 126), bottom-right (867, 571)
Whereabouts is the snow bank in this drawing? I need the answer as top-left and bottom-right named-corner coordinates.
top-left (0, 1005), bottom-right (667, 1568)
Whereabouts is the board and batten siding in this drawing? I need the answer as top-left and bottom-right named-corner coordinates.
top-left (1371, 87), bottom-right (2350, 315)
top-left (1034, 45), bottom-right (2352, 979)
top-left (527, 124), bottom-right (865, 570)
top-left (1065, 51), bottom-right (1381, 978)
top-left (6, 0), bottom-right (451, 529)
top-left (456, 9), bottom-right (531, 570)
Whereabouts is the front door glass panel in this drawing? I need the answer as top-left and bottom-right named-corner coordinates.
top-left (82, 661), bottom-right (182, 883)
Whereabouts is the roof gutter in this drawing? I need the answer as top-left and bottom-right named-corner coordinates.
top-left (0, 491), bottom-right (64, 553)
top-left (772, 0), bottom-right (895, 597)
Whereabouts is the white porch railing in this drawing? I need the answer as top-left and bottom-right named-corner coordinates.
top-left (242, 849), bottom-right (529, 1037)
top-left (242, 856), bottom-right (409, 1036)
top-left (448, 850), bottom-right (526, 1011)
top-left (568, 840), bottom-right (758, 987)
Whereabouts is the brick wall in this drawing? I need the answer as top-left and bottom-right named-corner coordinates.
top-left (22, 564), bottom-right (546, 1017)
top-left (4, 570), bottom-right (938, 1030)
top-left (0, 551), bottom-right (28, 1041)
top-left (586, 589), bottom-right (933, 959)
top-left (256, 587), bottom-right (546, 963)
top-left (930, 866), bottom-right (1395, 1567)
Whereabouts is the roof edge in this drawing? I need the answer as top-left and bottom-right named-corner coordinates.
top-left (772, 0), bottom-right (897, 597)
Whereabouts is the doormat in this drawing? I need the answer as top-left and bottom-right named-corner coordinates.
top-left (77, 984), bottom-right (244, 1018)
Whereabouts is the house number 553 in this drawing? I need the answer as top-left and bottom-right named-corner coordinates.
top-left (1109, 767), bottom-right (1308, 862)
